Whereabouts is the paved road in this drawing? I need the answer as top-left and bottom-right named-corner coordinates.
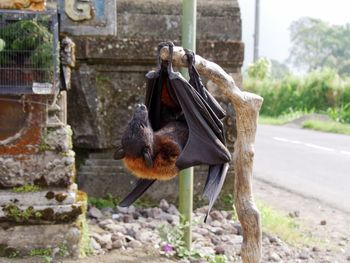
top-left (254, 124), bottom-right (350, 212)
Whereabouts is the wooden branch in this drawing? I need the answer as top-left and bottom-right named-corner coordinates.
top-left (160, 46), bottom-right (263, 263)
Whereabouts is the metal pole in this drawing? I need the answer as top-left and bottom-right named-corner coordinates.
top-left (179, 0), bottom-right (196, 251)
top-left (253, 0), bottom-right (260, 61)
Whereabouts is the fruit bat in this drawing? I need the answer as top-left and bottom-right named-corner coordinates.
top-left (115, 42), bottom-right (231, 219)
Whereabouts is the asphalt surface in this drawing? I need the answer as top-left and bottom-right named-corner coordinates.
top-left (253, 124), bottom-right (350, 213)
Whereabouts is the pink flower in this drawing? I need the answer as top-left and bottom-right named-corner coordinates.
top-left (162, 243), bottom-right (174, 253)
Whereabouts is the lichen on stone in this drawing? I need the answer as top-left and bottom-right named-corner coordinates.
top-left (12, 184), bottom-right (41, 193)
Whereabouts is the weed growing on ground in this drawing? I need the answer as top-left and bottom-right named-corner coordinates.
top-left (158, 221), bottom-right (228, 262)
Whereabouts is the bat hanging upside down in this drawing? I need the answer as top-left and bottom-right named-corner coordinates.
top-left (114, 104), bottom-right (188, 181)
top-left (114, 42), bottom-right (231, 219)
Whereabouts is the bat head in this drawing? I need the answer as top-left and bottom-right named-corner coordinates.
top-left (121, 104), bottom-right (154, 167)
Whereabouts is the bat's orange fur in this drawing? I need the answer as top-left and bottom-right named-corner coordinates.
top-left (123, 135), bottom-right (181, 180)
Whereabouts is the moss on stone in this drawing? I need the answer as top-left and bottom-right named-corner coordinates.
top-left (0, 245), bottom-right (20, 258)
top-left (45, 191), bottom-right (55, 199)
top-left (75, 215), bottom-right (92, 257)
top-left (2, 205), bottom-right (43, 223)
top-left (55, 193), bottom-right (68, 203)
top-left (12, 184), bottom-right (41, 193)
top-left (29, 247), bottom-right (51, 256)
top-left (2, 204), bottom-right (83, 224)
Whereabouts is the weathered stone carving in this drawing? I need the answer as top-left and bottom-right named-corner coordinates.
top-left (64, 0), bottom-right (92, 21)
top-left (60, 36), bottom-right (76, 90)
top-left (0, 0), bottom-right (46, 11)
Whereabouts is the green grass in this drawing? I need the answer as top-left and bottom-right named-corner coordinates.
top-left (302, 120), bottom-right (350, 135)
top-left (257, 201), bottom-right (321, 247)
top-left (258, 111), bottom-right (306, 125)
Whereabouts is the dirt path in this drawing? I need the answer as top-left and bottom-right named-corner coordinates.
top-left (254, 178), bottom-right (350, 259)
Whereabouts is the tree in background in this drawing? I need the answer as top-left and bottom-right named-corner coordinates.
top-left (288, 17), bottom-right (350, 76)
top-left (247, 57), bottom-right (271, 80)
top-left (270, 59), bottom-right (290, 79)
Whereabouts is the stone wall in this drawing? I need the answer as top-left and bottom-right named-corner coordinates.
top-left (0, 4), bottom-right (86, 257)
top-left (62, 0), bottom-right (244, 204)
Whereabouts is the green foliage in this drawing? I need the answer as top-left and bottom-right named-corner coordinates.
top-left (302, 119), bottom-right (350, 135)
top-left (257, 201), bottom-right (322, 247)
top-left (270, 59), bottom-right (290, 79)
top-left (4, 205), bottom-right (42, 222)
top-left (0, 20), bottom-right (53, 69)
top-left (158, 222), bottom-right (228, 262)
top-left (244, 68), bottom-right (350, 123)
top-left (247, 57), bottom-right (271, 80)
top-left (12, 184), bottom-right (41, 193)
top-left (259, 111), bottom-right (307, 125)
top-left (0, 38), bottom-right (5, 51)
top-left (88, 194), bottom-right (120, 209)
top-left (289, 17), bottom-right (350, 76)
top-left (29, 248), bottom-right (51, 256)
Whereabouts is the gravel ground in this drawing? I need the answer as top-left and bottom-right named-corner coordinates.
top-left (1, 179), bottom-right (349, 263)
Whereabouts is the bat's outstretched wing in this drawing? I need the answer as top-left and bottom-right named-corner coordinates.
top-left (119, 179), bottom-right (156, 207)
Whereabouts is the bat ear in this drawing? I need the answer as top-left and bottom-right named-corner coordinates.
top-left (143, 147), bottom-right (153, 167)
top-left (114, 146), bottom-right (125, 160)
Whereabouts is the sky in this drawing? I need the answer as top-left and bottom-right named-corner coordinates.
top-left (239, 0), bottom-right (350, 68)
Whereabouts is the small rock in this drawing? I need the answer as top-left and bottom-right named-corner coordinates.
top-left (210, 210), bottom-right (225, 221)
top-left (299, 252), bottom-right (309, 260)
top-left (195, 206), bottom-right (209, 215)
top-left (211, 235), bottom-right (221, 245)
top-left (101, 207), bottom-right (114, 216)
top-left (104, 224), bottom-right (125, 234)
top-left (168, 204), bottom-right (180, 215)
top-left (123, 214), bottom-right (133, 223)
top-left (320, 220), bottom-right (327, 225)
top-left (98, 219), bottom-right (114, 227)
top-left (128, 240), bottom-right (142, 248)
top-left (233, 222), bottom-right (243, 236)
top-left (111, 232), bottom-right (125, 241)
top-left (212, 227), bottom-right (224, 235)
top-left (338, 241), bottom-right (346, 247)
top-left (210, 220), bottom-right (222, 228)
top-left (112, 239), bottom-right (124, 249)
top-left (132, 212), bottom-right (140, 220)
top-left (117, 205), bottom-right (135, 214)
top-left (214, 246), bottom-right (226, 255)
top-left (90, 237), bottom-right (101, 251)
top-left (269, 236), bottom-right (280, 244)
top-left (147, 207), bottom-right (163, 219)
top-left (111, 214), bottom-right (120, 220)
top-left (90, 233), bottom-right (112, 248)
top-left (89, 207), bottom-right (103, 219)
top-left (192, 233), bottom-right (202, 241)
top-left (268, 251), bottom-right (280, 261)
top-left (288, 210), bottom-right (300, 218)
top-left (312, 246), bottom-right (321, 252)
top-left (159, 199), bottom-right (170, 212)
top-left (346, 255), bottom-right (350, 261)
top-left (195, 228), bottom-right (209, 236)
top-left (161, 213), bottom-right (178, 224)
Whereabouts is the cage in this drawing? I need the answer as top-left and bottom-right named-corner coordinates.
top-left (0, 9), bottom-right (59, 94)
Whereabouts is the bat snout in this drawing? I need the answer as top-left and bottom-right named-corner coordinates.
top-left (136, 104), bottom-right (147, 111)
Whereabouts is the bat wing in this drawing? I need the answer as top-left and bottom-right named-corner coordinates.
top-left (119, 179), bottom-right (156, 207)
